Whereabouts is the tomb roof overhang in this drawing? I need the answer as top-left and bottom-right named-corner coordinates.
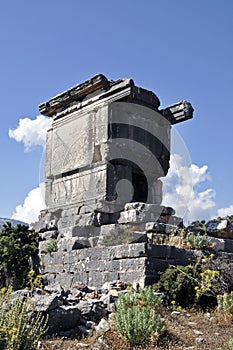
top-left (39, 74), bottom-right (193, 124)
top-left (39, 74), bottom-right (160, 118)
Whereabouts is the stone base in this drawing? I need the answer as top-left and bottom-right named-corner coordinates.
top-left (41, 243), bottom-right (195, 290)
top-left (35, 202), bottom-right (184, 257)
top-left (34, 202), bottom-right (182, 236)
top-left (39, 239), bottom-right (233, 291)
top-left (35, 202), bottom-right (187, 290)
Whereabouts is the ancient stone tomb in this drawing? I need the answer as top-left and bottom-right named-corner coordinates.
top-left (35, 74), bottom-right (194, 288)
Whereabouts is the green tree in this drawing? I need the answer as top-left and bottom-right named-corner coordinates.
top-left (0, 223), bottom-right (39, 289)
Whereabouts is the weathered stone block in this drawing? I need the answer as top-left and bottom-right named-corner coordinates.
top-left (87, 271), bottom-right (103, 288)
top-left (61, 225), bottom-right (101, 238)
top-left (33, 209), bottom-right (62, 232)
top-left (146, 258), bottom-right (168, 272)
top-left (117, 209), bottom-right (160, 224)
top-left (54, 273), bottom-right (74, 289)
top-left (145, 222), bottom-right (177, 234)
top-left (225, 238), bottom-right (233, 253)
top-left (33, 292), bottom-right (64, 312)
top-left (41, 251), bottom-right (64, 265)
top-left (209, 236), bottom-right (233, 253)
top-left (88, 271), bottom-right (119, 289)
top-left (62, 250), bottom-right (78, 265)
top-left (40, 230), bottom-right (58, 241)
top-left (118, 271), bottom-right (147, 288)
top-left (89, 236), bottom-right (99, 247)
top-left (158, 215), bottom-right (183, 226)
top-left (76, 247), bottom-right (105, 261)
top-left (119, 257), bottom-right (147, 272)
top-left (206, 220), bottom-right (233, 239)
top-left (112, 243), bottom-right (148, 259)
top-left (57, 237), bottom-right (91, 251)
top-left (146, 244), bottom-right (171, 258)
top-left (47, 305), bottom-right (81, 334)
top-left (68, 260), bottom-right (107, 274)
top-left (43, 264), bottom-right (64, 274)
top-left (105, 260), bottom-right (121, 272)
top-left (73, 271), bottom-right (90, 286)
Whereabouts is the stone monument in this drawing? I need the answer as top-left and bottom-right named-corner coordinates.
top-left (35, 74), bottom-right (194, 288)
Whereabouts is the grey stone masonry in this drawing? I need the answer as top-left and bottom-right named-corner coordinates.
top-left (40, 238), bottom-right (233, 291)
top-left (40, 243), bottom-right (196, 290)
top-left (206, 219), bottom-right (233, 239)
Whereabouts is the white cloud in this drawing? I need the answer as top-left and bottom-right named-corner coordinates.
top-left (162, 154), bottom-right (216, 224)
top-left (12, 186), bottom-right (45, 224)
top-left (9, 115), bottom-right (52, 151)
top-left (217, 205), bottom-right (233, 218)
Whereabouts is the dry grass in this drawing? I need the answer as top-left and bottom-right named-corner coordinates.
top-left (40, 308), bottom-right (233, 350)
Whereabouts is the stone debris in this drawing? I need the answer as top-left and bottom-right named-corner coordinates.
top-left (25, 280), bottom-right (129, 338)
top-left (195, 337), bottom-right (206, 344)
top-left (206, 219), bottom-right (233, 239)
top-left (94, 318), bottom-right (110, 333)
top-left (171, 311), bottom-right (181, 316)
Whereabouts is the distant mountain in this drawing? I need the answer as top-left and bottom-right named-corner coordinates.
top-left (0, 218), bottom-right (28, 231)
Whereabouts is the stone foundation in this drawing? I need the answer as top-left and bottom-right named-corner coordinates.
top-left (41, 243), bottom-right (196, 290)
top-left (40, 240), bottom-right (233, 291)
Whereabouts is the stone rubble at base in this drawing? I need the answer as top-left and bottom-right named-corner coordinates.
top-left (15, 244), bottom-right (233, 338)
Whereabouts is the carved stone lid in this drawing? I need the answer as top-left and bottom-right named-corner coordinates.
top-left (39, 74), bottom-right (161, 118)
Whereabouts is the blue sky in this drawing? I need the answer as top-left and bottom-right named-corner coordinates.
top-left (0, 0), bottom-right (233, 223)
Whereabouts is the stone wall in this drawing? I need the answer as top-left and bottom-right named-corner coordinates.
top-left (41, 243), bottom-right (195, 290)
top-left (40, 240), bottom-right (233, 291)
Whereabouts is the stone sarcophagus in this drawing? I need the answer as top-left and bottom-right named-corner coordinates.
top-left (39, 74), bottom-right (193, 219)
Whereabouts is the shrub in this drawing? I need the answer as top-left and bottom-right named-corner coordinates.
top-left (154, 264), bottom-right (199, 307)
top-left (165, 228), bottom-right (187, 249)
top-left (113, 286), bottom-right (165, 345)
top-left (195, 267), bottom-right (219, 299)
top-left (100, 226), bottom-right (136, 246)
top-left (154, 257), bottom-right (219, 308)
top-left (45, 238), bottom-right (57, 254)
top-left (187, 220), bottom-right (207, 234)
top-left (217, 292), bottom-right (233, 320)
top-left (165, 228), bottom-right (212, 251)
top-left (0, 223), bottom-right (39, 289)
top-left (218, 338), bottom-right (233, 350)
top-left (27, 269), bottom-right (43, 290)
top-left (0, 288), bottom-right (47, 350)
top-left (186, 232), bottom-right (209, 250)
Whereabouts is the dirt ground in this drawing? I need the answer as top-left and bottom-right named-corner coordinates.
top-left (41, 308), bottom-right (233, 350)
